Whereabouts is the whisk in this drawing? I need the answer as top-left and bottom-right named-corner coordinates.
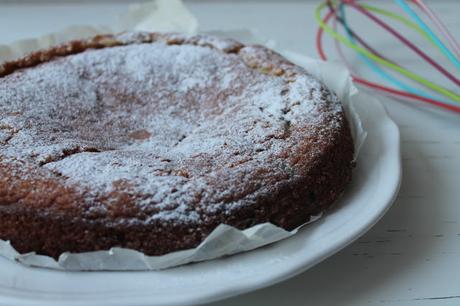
top-left (315, 0), bottom-right (460, 114)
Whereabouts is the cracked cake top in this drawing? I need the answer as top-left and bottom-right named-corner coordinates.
top-left (0, 32), bottom-right (353, 257)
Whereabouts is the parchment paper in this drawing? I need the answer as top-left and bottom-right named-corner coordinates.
top-left (0, 0), bottom-right (366, 271)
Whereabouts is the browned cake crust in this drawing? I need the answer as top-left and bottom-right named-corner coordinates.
top-left (0, 32), bottom-right (354, 258)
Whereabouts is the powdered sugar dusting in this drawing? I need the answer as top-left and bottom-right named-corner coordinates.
top-left (0, 33), bottom-right (345, 224)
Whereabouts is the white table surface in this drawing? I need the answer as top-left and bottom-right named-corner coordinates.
top-left (1, 1), bottom-right (460, 305)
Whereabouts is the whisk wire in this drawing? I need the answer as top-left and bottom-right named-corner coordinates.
top-left (413, 0), bottom-right (460, 60)
top-left (346, 0), bottom-right (460, 88)
top-left (333, 1), bottom-right (446, 103)
top-left (315, 0), bottom-right (460, 114)
top-left (395, 0), bottom-right (460, 70)
top-left (315, 2), bottom-right (460, 103)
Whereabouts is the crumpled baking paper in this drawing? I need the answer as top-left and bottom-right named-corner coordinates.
top-left (0, 0), bottom-right (366, 271)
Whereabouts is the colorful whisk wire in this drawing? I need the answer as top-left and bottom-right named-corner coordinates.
top-left (315, 0), bottom-right (460, 114)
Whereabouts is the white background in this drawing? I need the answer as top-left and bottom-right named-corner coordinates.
top-left (1, 1), bottom-right (460, 305)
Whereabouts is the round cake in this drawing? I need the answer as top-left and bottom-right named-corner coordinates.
top-left (0, 32), bottom-right (354, 258)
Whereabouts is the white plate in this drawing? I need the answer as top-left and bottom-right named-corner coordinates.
top-left (0, 92), bottom-right (400, 306)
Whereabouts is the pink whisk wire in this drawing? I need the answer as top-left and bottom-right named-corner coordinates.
top-left (412, 0), bottom-right (460, 60)
top-left (326, 0), bottom-right (393, 64)
top-left (316, 4), bottom-right (460, 114)
top-left (344, 0), bottom-right (460, 88)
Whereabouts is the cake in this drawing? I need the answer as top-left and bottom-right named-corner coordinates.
top-left (0, 32), bottom-right (354, 258)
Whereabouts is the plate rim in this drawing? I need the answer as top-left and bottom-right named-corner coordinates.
top-left (171, 94), bottom-right (402, 306)
top-left (0, 93), bottom-right (401, 306)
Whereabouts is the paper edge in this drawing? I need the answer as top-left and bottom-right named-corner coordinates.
top-left (0, 1), bottom-right (365, 271)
